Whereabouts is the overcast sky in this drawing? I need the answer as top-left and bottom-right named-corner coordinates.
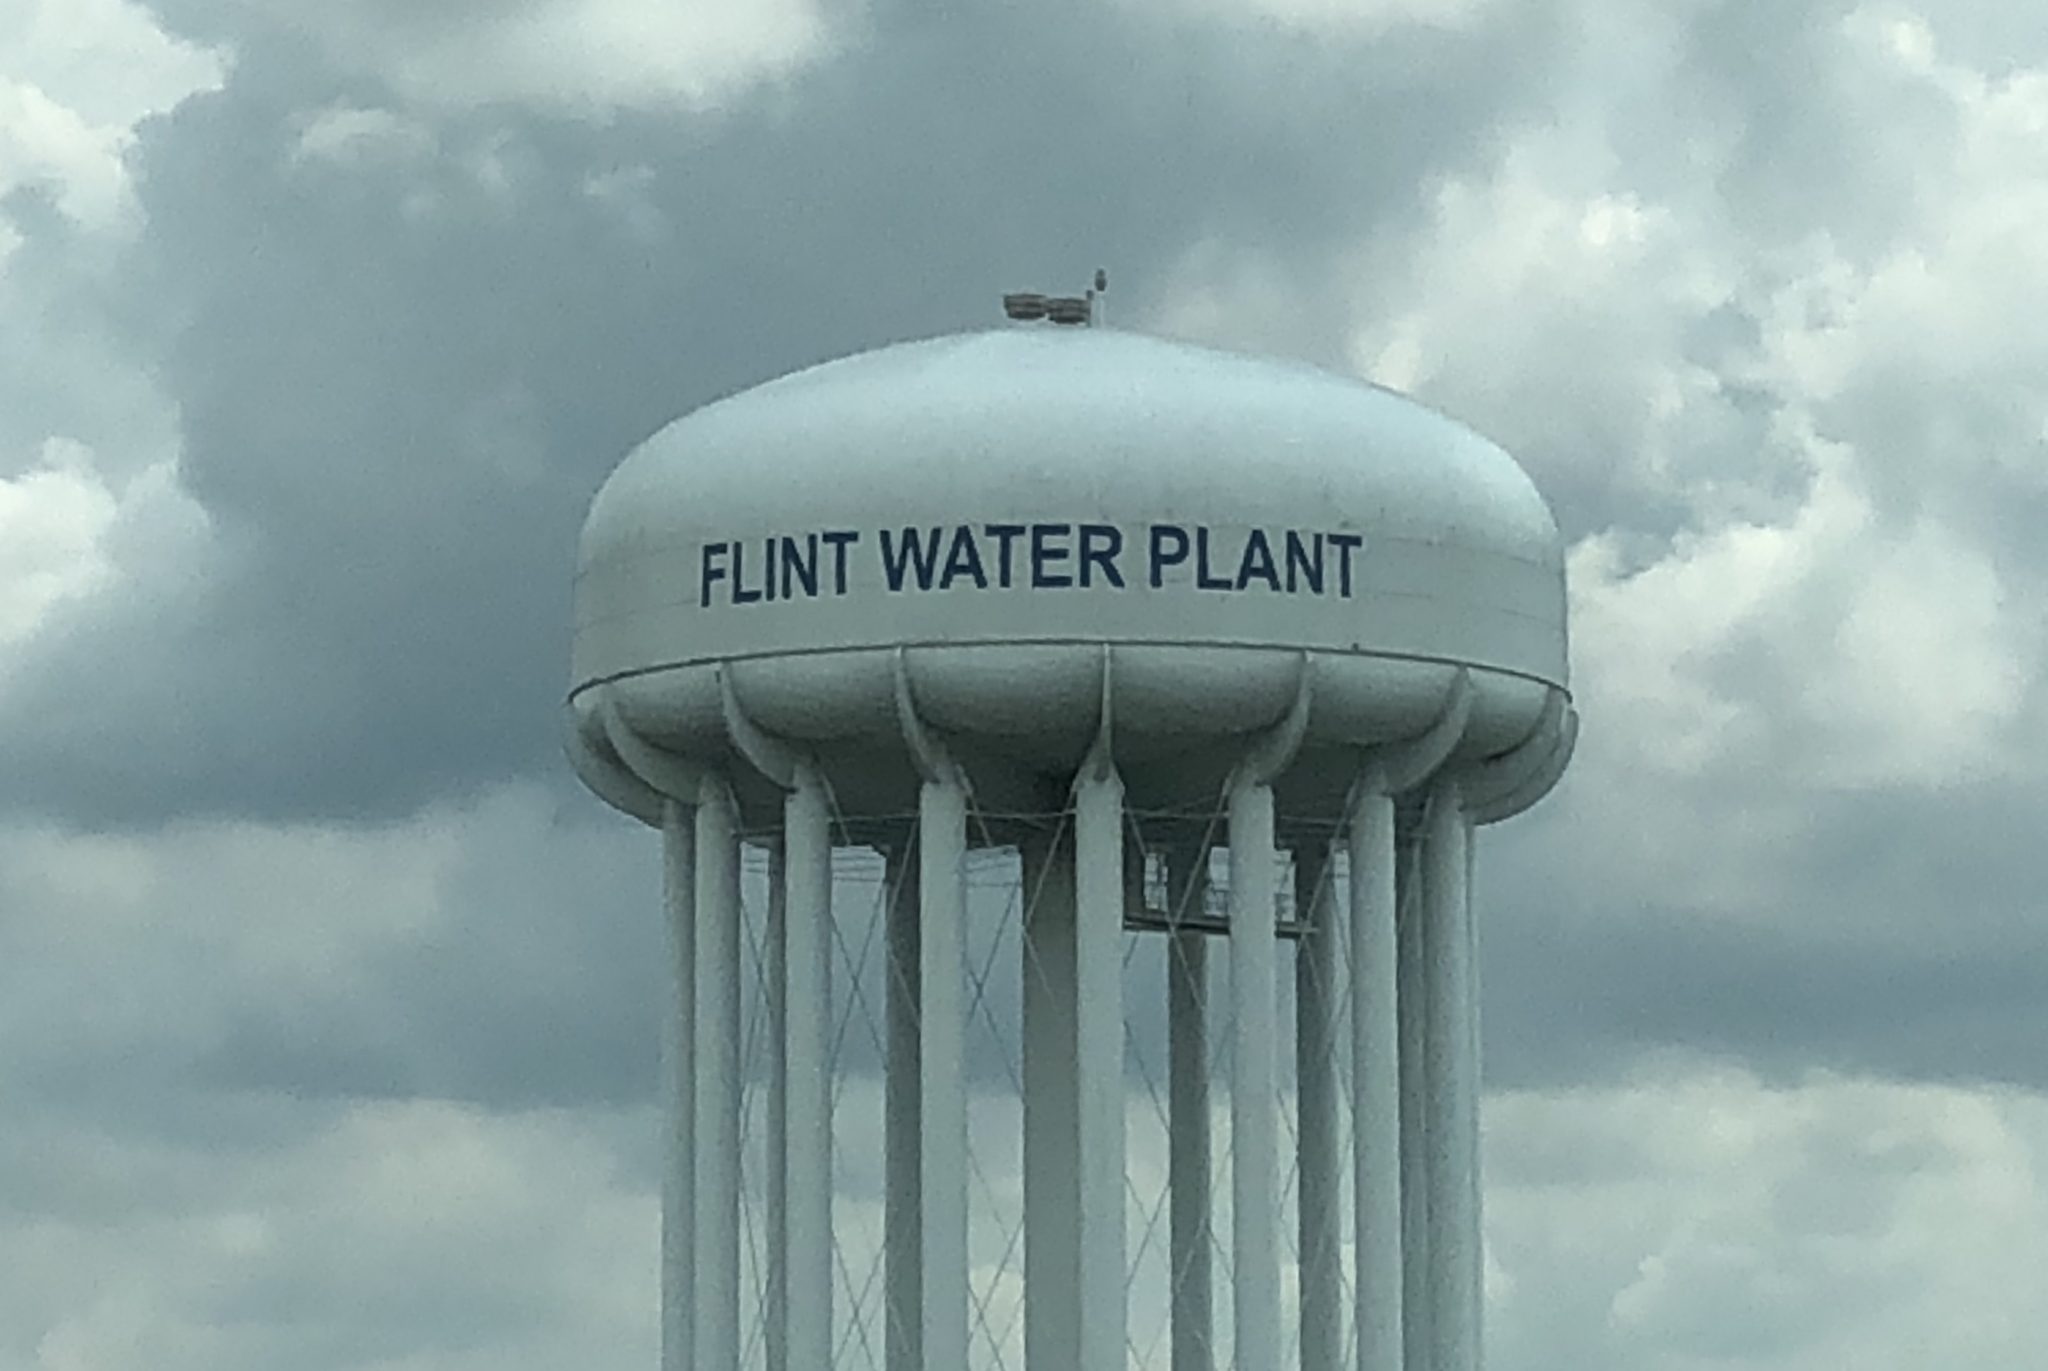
top-left (6, 0), bottom-right (2048, 1366)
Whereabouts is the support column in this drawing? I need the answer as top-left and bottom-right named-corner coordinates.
top-left (1228, 777), bottom-right (1281, 1371)
top-left (1296, 840), bottom-right (1343, 1371)
top-left (660, 800), bottom-right (695, 1371)
top-left (692, 781), bottom-right (741, 1371)
top-left (919, 777), bottom-right (970, 1369)
top-left (1023, 827), bottom-right (1080, 1371)
top-left (1023, 768), bottom-right (1127, 1371)
top-left (1422, 784), bottom-right (1477, 1371)
top-left (784, 769), bottom-right (834, 1371)
top-left (765, 834), bottom-right (788, 1371)
top-left (1074, 766), bottom-right (1128, 1371)
top-left (1350, 786), bottom-right (1403, 1371)
top-left (1464, 822), bottom-right (1484, 1368)
top-left (1168, 845), bottom-right (1213, 1371)
top-left (885, 840), bottom-right (922, 1371)
top-left (1396, 832), bottom-right (1430, 1371)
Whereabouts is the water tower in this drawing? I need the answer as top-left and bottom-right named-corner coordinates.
top-left (565, 292), bottom-right (1575, 1371)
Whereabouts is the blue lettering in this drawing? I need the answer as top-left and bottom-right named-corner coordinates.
top-left (700, 541), bottom-right (729, 608)
top-left (707, 524), bottom-right (1352, 603)
top-left (940, 525), bottom-right (988, 590)
top-left (1149, 524), bottom-right (1190, 587)
top-left (985, 524), bottom-right (1025, 588)
top-left (880, 527), bottom-right (943, 591)
top-left (1194, 527), bottom-right (1233, 591)
top-left (821, 530), bottom-right (859, 594)
top-left (1078, 524), bottom-right (1125, 588)
top-left (1030, 522), bottom-right (1073, 588)
top-left (731, 539), bottom-right (762, 603)
top-left (1330, 533), bottom-right (1364, 598)
top-left (1285, 530), bottom-right (1324, 594)
top-left (1237, 528), bottom-right (1280, 592)
top-left (781, 534), bottom-right (820, 598)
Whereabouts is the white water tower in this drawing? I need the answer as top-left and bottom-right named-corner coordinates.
top-left (566, 300), bottom-right (1575, 1371)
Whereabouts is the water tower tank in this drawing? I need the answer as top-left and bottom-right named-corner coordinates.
top-left (567, 321), bottom-right (1577, 1371)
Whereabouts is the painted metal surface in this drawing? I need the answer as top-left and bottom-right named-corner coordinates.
top-left (1166, 851), bottom-right (1213, 1371)
top-left (1295, 843), bottom-right (1343, 1371)
top-left (764, 833), bottom-right (788, 1371)
top-left (1022, 784), bottom-right (1131, 1371)
top-left (1072, 762), bottom-right (1128, 1371)
top-left (1023, 828), bottom-right (1082, 1371)
top-left (575, 330), bottom-right (1560, 684)
top-left (1397, 833), bottom-right (1433, 1371)
top-left (658, 802), bottom-right (694, 1371)
top-left (570, 328), bottom-right (1570, 827)
top-left (1350, 785), bottom-right (1404, 1371)
top-left (783, 770), bottom-right (833, 1371)
top-left (564, 325), bottom-right (1579, 1371)
top-left (691, 783), bottom-right (741, 1371)
top-left (1422, 785), bottom-right (1478, 1371)
top-left (917, 776), bottom-right (969, 1370)
top-left (1228, 776), bottom-right (1282, 1371)
top-left (884, 843), bottom-right (922, 1371)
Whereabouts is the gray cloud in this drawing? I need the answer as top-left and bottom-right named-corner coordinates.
top-left (2, 0), bottom-right (2033, 1119)
top-left (0, 0), bottom-right (1558, 826)
top-left (8, 0), bottom-right (2045, 1128)
top-left (10, 0), bottom-right (2048, 1366)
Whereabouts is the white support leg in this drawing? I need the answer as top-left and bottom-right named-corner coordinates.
top-left (919, 777), bottom-right (970, 1370)
top-left (1023, 829), bottom-right (1080, 1371)
top-left (692, 782), bottom-right (741, 1371)
top-left (765, 834), bottom-right (788, 1371)
top-left (1422, 785), bottom-right (1477, 1371)
top-left (660, 800), bottom-right (695, 1371)
top-left (1023, 772), bottom-right (1127, 1371)
top-left (1074, 766), bottom-right (1128, 1371)
top-left (1464, 826), bottom-right (1484, 1369)
top-left (1228, 777), bottom-right (1282, 1371)
top-left (1296, 840), bottom-right (1343, 1371)
top-left (784, 769), bottom-right (834, 1371)
top-left (1168, 847), bottom-right (1213, 1371)
top-left (1350, 788), bottom-right (1403, 1371)
top-left (886, 840), bottom-right (922, 1371)
top-left (1396, 833), bottom-right (1431, 1371)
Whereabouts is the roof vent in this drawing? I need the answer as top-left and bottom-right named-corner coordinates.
top-left (1004, 270), bottom-right (1108, 326)
top-left (1002, 292), bottom-right (1049, 321)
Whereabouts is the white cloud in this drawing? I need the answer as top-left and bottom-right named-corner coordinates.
top-left (0, 440), bottom-right (120, 645)
top-left (1141, 0), bottom-right (2048, 928)
top-left (0, 2), bottom-right (221, 681)
top-left (0, 0), bottom-right (225, 230)
top-left (0, 0), bottom-right (224, 129)
top-left (223, 0), bottom-right (846, 115)
top-left (0, 446), bottom-right (214, 695)
top-left (1336, 105), bottom-right (1751, 531)
top-left (1570, 431), bottom-right (2035, 791)
top-left (1490, 1069), bottom-right (2048, 1370)
top-left (5, 1099), bottom-right (656, 1371)
top-left (0, 786), bottom-right (658, 1368)
top-left (1119, 0), bottom-right (1502, 35)
top-left (0, 784), bottom-right (650, 1090)
top-left (0, 80), bottom-right (136, 228)
top-left (6, 0), bottom-right (2048, 1364)
top-left (290, 104), bottom-right (437, 169)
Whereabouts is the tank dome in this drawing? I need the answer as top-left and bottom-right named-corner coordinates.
top-left (569, 327), bottom-right (1570, 827)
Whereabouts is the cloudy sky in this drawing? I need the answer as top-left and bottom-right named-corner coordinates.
top-left (6, 0), bottom-right (2048, 1366)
